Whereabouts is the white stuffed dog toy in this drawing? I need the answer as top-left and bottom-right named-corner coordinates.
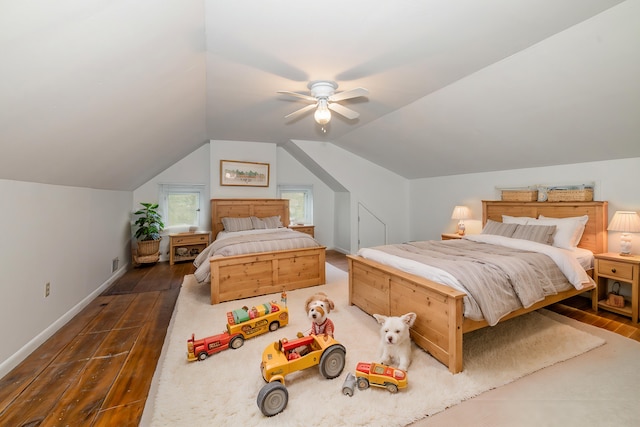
top-left (305, 292), bottom-right (335, 337)
top-left (373, 312), bottom-right (417, 371)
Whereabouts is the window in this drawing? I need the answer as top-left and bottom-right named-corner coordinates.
top-left (159, 184), bottom-right (205, 230)
top-left (278, 185), bottom-right (313, 225)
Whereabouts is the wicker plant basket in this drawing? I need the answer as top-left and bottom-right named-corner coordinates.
top-left (137, 239), bottom-right (161, 256)
top-left (547, 188), bottom-right (594, 202)
top-left (501, 189), bottom-right (538, 202)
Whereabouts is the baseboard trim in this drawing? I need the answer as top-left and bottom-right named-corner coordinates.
top-left (0, 264), bottom-right (129, 379)
top-left (329, 246), bottom-right (350, 255)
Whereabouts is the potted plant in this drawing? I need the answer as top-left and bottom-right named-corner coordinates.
top-left (134, 202), bottom-right (165, 257)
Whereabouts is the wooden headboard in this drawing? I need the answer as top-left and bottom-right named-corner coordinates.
top-left (482, 200), bottom-right (608, 254)
top-left (211, 199), bottom-right (290, 239)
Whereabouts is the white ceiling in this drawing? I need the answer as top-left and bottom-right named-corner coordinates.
top-left (1, 0), bottom-right (639, 191)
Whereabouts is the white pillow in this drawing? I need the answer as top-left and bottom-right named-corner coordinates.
top-left (533, 215), bottom-right (589, 250)
top-left (502, 215), bottom-right (535, 225)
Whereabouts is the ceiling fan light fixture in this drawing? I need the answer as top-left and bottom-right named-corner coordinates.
top-left (314, 99), bottom-right (331, 125)
top-left (278, 80), bottom-right (368, 127)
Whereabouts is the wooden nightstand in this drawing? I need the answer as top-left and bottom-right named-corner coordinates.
top-left (441, 233), bottom-right (463, 240)
top-left (289, 224), bottom-right (315, 238)
top-left (592, 252), bottom-right (640, 324)
top-left (169, 232), bottom-right (210, 265)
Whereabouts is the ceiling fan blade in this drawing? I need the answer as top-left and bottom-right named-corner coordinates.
top-left (277, 90), bottom-right (317, 102)
top-left (328, 102), bottom-right (359, 120)
top-left (284, 103), bottom-right (317, 119)
top-left (328, 87), bottom-right (369, 102)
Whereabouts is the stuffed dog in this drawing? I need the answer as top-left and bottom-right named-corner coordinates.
top-left (373, 312), bottom-right (417, 371)
top-left (305, 292), bottom-right (335, 337)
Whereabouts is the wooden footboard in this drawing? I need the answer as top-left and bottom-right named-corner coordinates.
top-left (348, 254), bottom-right (595, 373)
top-left (210, 247), bottom-right (326, 304)
top-left (348, 255), bottom-right (466, 373)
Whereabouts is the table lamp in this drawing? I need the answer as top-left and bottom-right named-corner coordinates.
top-left (451, 206), bottom-right (471, 236)
top-left (607, 210), bottom-right (640, 256)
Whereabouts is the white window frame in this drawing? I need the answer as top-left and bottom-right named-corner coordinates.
top-left (158, 183), bottom-right (206, 232)
top-left (277, 185), bottom-right (313, 225)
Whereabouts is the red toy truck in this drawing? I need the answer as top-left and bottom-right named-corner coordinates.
top-left (187, 298), bottom-right (289, 361)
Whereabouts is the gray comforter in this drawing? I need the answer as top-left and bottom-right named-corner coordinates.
top-left (193, 229), bottom-right (320, 283)
top-left (363, 239), bottom-right (576, 326)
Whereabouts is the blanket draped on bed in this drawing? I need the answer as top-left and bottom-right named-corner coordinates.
top-left (192, 230), bottom-right (320, 283)
top-left (366, 240), bottom-right (573, 326)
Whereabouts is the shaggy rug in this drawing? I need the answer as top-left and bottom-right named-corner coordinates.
top-left (142, 265), bottom-right (605, 427)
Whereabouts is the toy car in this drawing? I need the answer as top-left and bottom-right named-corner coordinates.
top-left (186, 332), bottom-right (243, 361)
top-left (355, 362), bottom-right (407, 393)
top-left (187, 298), bottom-right (288, 361)
top-left (257, 333), bottom-right (346, 416)
top-left (342, 372), bottom-right (357, 396)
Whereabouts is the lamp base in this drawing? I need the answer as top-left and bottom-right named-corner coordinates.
top-left (457, 222), bottom-right (466, 236)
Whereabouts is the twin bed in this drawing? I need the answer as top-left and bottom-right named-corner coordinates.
top-left (194, 198), bottom-right (607, 374)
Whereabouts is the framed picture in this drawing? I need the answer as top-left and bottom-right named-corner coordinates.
top-left (220, 160), bottom-right (270, 187)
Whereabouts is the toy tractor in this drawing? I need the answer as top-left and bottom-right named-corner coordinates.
top-left (257, 333), bottom-right (346, 416)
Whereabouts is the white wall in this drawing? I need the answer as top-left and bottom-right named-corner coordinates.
top-left (277, 147), bottom-right (335, 248)
top-left (410, 157), bottom-right (640, 254)
top-left (334, 192), bottom-right (351, 253)
top-left (290, 140), bottom-right (410, 252)
top-left (133, 144), bottom-right (211, 261)
top-left (0, 179), bottom-right (131, 377)
top-left (210, 140), bottom-right (277, 198)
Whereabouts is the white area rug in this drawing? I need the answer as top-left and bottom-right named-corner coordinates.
top-left (142, 265), bottom-right (605, 427)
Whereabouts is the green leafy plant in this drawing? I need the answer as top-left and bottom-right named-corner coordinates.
top-left (134, 202), bottom-right (165, 241)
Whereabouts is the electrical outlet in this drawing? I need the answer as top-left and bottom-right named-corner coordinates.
top-left (45, 282), bottom-right (50, 298)
top-left (112, 257), bottom-right (119, 273)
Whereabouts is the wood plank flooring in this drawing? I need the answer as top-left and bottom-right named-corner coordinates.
top-left (1, 250), bottom-right (638, 426)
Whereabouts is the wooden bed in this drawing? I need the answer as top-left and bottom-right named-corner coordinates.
top-left (208, 199), bottom-right (326, 304)
top-left (348, 200), bottom-right (608, 373)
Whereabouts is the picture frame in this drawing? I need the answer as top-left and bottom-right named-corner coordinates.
top-left (220, 160), bottom-right (270, 187)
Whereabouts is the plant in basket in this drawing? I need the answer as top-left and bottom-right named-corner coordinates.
top-left (134, 202), bottom-right (165, 260)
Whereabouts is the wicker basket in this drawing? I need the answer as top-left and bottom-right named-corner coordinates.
top-left (137, 239), bottom-right (161, 256)
top-left (501, 189), bottom-right (538, 202)
top-left (547, 188), bottom-right (593, 202)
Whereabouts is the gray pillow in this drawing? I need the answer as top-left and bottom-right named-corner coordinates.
top-left (512, 224), bottom-right (556, 245)
top-left (481, 220), bottom-right (518, 237)
top-left (221, 216), bottom-right (253, 232)
top-left (251, 215), bottom-right (282, 229)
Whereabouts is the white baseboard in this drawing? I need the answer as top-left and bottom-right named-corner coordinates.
top-left (0, 264), bottom-right (129, 379)
top-left (329, 246), bottom-right (351, 255)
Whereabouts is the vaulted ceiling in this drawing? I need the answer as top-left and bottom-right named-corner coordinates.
top-left (2, 0), bottom-right (639, 191)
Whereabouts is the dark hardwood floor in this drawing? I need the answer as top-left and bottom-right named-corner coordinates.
top-left (1, 250), bottom-right (638, 426)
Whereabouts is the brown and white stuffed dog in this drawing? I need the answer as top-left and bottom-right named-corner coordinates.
top-left (305, 292), bottom-right (335, 337)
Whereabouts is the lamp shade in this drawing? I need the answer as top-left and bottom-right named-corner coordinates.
top-left (451, 206), bottom-right (471, 220)
top-left (607, 211), bottom-right (640, 233)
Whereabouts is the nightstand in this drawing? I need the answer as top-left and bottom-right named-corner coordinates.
top-left (169, 232), bottom-right (210, 265)
top-left (289, 224), bottom-right (315, 238)
top-left (591, 252), bottom-right (640, 324)
top-left (441, 233), bottom-right (463, 240)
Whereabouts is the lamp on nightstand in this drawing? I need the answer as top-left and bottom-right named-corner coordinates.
top-left (607, 211), bottom-right (640, 256)
top-left (451, 205), bottom-right (471, 236)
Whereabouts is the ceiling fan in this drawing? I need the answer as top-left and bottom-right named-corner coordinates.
top-left (278, 81), bottom-right (369, 125)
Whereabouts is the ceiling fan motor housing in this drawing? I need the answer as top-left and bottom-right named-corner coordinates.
top-left (308, 80), bottom-right (338, 99)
